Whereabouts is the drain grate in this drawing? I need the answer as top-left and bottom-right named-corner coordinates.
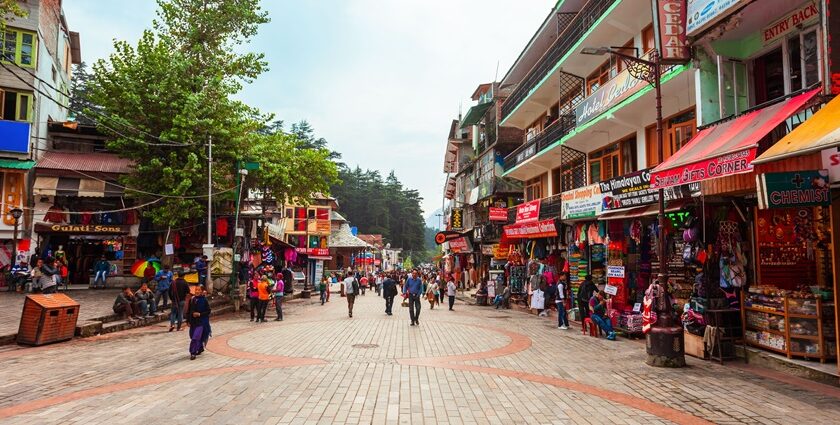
top-left (352, 343), bottom-right (379, 349)
top-left (488, 315), bottom-right (511, 319)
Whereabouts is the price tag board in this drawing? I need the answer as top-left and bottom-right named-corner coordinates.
top-left (607, 266), bottom-right (625, 278)
top-left (604, 284), bottom-right (618, 296)
top-left (633, 303), bottom-right (642, 313)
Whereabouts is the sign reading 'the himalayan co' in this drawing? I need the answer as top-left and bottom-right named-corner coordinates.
top-left (652, 0), bottom-right (690, 63)
top-left (650, 148), bottom-right (756, 189)
top-left (515, 199), bottom-right (540, 223)
top-left (600, 168), bottom-right (701, 210)
top-left (561, 184), bottom-right (603, 220)
top-left (757, 170), bottom-right (830, 209)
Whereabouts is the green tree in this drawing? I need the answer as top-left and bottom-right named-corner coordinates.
top-left (88, 0), bottom-right (271, 227)
top-left (291, 120), bottom-right (342, 161)
top-left (68, 62), bottom-right (99, 125)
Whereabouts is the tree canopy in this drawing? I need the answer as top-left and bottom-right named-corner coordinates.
top-left (85, 0), bottom-right (338, 226)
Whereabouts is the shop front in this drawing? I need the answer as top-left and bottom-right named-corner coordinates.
top-left (561, 184), bottom-right (605, 310)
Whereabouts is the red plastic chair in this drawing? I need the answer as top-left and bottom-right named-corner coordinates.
top-left (582, 317), bottom-right (600, 337)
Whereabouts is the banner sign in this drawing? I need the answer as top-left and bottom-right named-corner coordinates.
top-left (489, 207), bottom-right (509, 222)
top-left (576, 69), bottom-right (646, 126)
top-left (763, 1), bottom-right (818, 45)
top-left (450, 208), bottom-right (464, 230)
top-left (561, 184), bottom-right (603, 220)
top-left (435, 231), bottom-right (464, 245)
top-left (650, 147), bottom-right (756, 189)
top-left (821, 147), bottom-right (840, 183)
top-left (600, 168), bottom-right (701, 210)
top-left (687, 0), bottom-right (749, 36)
top-left (515, 200), bottom-right (541, 224)
top-left (652, 0), bottom-right (690, 63)
top-left (503, 219), bottom-right (558, 239)
top-left (757, 170), bottom-right (830, 209)
top-left (481, 244), bottom-right (497, 256)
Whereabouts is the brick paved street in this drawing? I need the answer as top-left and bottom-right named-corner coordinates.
top-left (0, 294), bottom-right (838, 424)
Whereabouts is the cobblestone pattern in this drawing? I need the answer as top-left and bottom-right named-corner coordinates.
top-left (0, 294), bottom-right (837, 424)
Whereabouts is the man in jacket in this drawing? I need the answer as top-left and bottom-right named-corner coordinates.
top-left (154, 265), bottom-right (173, 310)
top-left (134, 283), bottom-right (157, 317)
top-left (168, 271), bottom-right (190, 331)
top-left (577, 274), bottom-right (597, 320)
top-left (382, 273), bottom-right (398, 315)
top-left (342, 273), bottom-right (359, 318)
top-left (113, 287), bottom-right (140, 321)
top-left (404, 270), bottom-right (423, 326)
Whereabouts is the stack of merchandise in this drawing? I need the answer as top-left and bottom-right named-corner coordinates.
top-left (618, 312), bottom-right (645, 334)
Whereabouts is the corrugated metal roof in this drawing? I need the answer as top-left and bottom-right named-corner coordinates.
top-left (36, 151), bottom-right (134, 174)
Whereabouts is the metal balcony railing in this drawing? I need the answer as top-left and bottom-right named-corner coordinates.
top-left (503, 114), bottom-right (575, 171)
top-left (501, 0), bottom-right (617, 122)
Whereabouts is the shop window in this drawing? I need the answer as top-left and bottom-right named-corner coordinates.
top-left (0, 28), bottom-right (36, 67)
top-left (2, 172), bottom-right (23, 226)
top-left (621, 137), bottom-right (637, 174)
top-left (645, 109), bottom-right (697, 167)
top-left (719, 58), bottom-right (749, 118)
top-left (1, 90), bottom-right (32, 122)
top-left (642, 24), bottom-right (655, 54)
top-left (524, 176), bottom-right (543, 201)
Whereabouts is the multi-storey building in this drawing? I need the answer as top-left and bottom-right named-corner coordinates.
top-left (0, 0), bottom-right (80, 264)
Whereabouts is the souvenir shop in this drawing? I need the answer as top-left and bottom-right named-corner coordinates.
top-left (500, 217), bottom-right (564, 305)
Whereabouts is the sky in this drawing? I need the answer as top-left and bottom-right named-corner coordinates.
top-left (63, 1), bottom-right (552, 215)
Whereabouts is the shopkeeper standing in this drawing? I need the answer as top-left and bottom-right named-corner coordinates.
top-left (577, 274), bottom-right (596, 319)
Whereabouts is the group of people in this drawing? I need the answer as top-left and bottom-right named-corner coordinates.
top-left (245, 265), bottom-right (286, 322)
top-left (7, 257), bottom-right (64, 294)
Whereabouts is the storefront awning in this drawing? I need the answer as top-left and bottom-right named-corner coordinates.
top-left (753, 93), bottom-right (840, 164)
top-left (34, 176), bottom-right (124, 197)
top-left (0, 159), bottom-right (36, 170)
top-left (460, 101), bottom-right (494, 127)
top-left (597, 205), bottom-right (649, 221)
top-left (503, 219), bottom-right (558, 239)
top-left (650, 88), bottom-right (820, 189)
top-left (599, 199), bottom-right (691, 221)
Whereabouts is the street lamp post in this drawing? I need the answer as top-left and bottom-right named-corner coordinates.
top-left (580, 47), bottom-right (685, 367)
top-left (9, 208), bottom-right (23, 267)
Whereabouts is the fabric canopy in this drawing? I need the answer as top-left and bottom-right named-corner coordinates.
top-left (0, 159), bottom-right (35, 170)
top-left (460, 101), bottom-right (494, 126)
top-left (33, 176), bottom-right (123, 197)
top-left (753, 92), bottom-right (840, 164)
top-left (650, 88), bottom-right (820, 189)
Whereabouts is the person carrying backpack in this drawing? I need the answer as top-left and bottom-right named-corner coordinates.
top-left (342, 272), bottom-right (360, 318)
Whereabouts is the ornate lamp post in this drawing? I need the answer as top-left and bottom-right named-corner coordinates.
top-left (9, 207), bottom-right (23, 266)
top-left (580, 47), bottom-right (685, 367)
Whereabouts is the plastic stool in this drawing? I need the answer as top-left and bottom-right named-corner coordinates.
top-left (582, 317), bottom-right (600, 337)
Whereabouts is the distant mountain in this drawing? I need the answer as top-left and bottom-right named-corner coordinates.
top-left (425, 208), bottom-right (443, 230)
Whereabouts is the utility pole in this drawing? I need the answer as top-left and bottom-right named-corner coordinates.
top-left (204, 135), bottom-right (214, 293)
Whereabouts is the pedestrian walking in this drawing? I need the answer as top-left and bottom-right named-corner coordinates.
top-left (169, 271), bottom-right (190, 332)
top-left (186, 285), bottom-right (211, 360)
top-left (404, 270), bottom-right (423, 326)
top-left (426, 280), bottom-right (439, 310)
top-left (375, 273), bottom-right (383, 296)
top-left (342, 273), bottom-right (359, 318)
top-left (360, 274), bottom-right (368, 296)
top-left (319, 276), bottom-right (328, 305)
top-left (273, 274), bottom-right (285, 321)
top-left (556, 277), bottom-right (569, 330)
top-left (382, 273), bottom-right (397, 315)
top-left (446, 277), bottom-right (456, 311)
top-left (256, 276), bottom-right (271, 322)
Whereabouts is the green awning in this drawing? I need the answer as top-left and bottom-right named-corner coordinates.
top-left (0, 159), bottom-right (36, 170)
top-left (461, 101), bottom-right (494, 126)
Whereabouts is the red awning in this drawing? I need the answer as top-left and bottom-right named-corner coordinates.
top-left (503, 219), bottom-right (557, 239)
top-left (650, 89), bottom-right (820, 189)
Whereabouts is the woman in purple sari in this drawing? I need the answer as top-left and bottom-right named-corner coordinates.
top-left (186, 285), bottom-right (212, 360)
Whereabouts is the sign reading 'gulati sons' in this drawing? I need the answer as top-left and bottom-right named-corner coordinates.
top-left (35, 223), bottom-right (131, 234)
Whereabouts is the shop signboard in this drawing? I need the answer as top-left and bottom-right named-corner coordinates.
top-left (686, 0), bottom-right (749, 36)
top-left (757, 170), bottom-right (831, 209)
top-left (600, 168), bottom-right (701, 210)
top-left (604, 284), bottom-right (619, 296)
top-left (481, 244), bottom-right (497, 256)
top-left (502, 219), bottom-right (558, 239)
top-left (607, 266), bottom-right (625, 278)
top-left (450, 208), bottom-right (464, 230)
top-left (296, 247), bottom-right (330, 256)
top-left (34, 223), bottom-right (132, 234)
top-left (575, 69), bottom-right (646, 126)
top-left (652, 0), bottom-right (690, 63)
top-left (447, 237), bottom-right (472, 253)
top-left (650, 147), bottom-right (755, 189)
top-left (830, 0), bottom-right (840, 94)
top-left (560, 184), bottom-right (603, 220)
top-left (515, 200), bottom-right (541, 223)
top-left (762, 1), bottom-right (818, 46)
top-left (489, 207), bottom-right (509, 222)
top-left (821, 147), bottom-right (840, 183)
